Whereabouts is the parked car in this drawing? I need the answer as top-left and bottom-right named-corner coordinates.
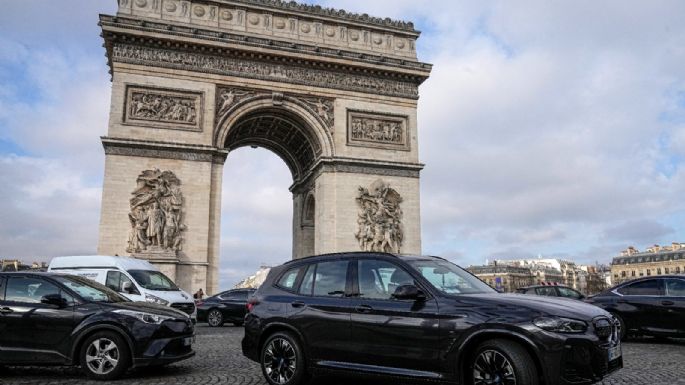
top-left (48, 256), bottom-right (197, 322)
top-left (0, 272), bottom-right (195, 380)
top-left (516, 284), bottom-right (585, 299)
top-left (197, 288), bottom-right (257, 327)
top-left (585, 275), bottom-right (685, 339)
top-left (242, 252), bottom-right (623, 385)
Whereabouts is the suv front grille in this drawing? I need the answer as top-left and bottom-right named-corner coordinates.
top-left (593, 316), bottom-right (620, 344)
top-left (171, 302), bottom-right (196, 315)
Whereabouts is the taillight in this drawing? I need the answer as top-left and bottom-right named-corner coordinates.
top-left (247, 298), bottom-right (259, 312)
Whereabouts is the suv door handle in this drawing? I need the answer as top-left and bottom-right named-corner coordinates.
top-left (291, 301), bottom-right (305, 309)
top-left (355, 305), bottom-right (373, 314)
top-left (0, 307), bottom-right (13, 314)
top-left (662, 301), bottom-right (675, 306)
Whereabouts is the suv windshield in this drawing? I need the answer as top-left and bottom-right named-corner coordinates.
top-left (408, 259), bottom-right (495, 295)
top-left (53, 275), bottom-right (130, 303)
top-left (128, 270), bottom-right (179, 291)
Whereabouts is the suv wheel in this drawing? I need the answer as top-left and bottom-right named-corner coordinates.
top-left (260, 331), bottom-right (308, 385)
top-left (207, 309), bottom-right (224, 327)
top-left (80, 331), bottom-right (130, 380)
top-left (469, 339), bottom-right (539, 385)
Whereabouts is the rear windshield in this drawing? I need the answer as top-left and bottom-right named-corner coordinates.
top-left (128, 270), bottom-right (179, 291)
top-left (408, 259), bottom-right (495, 295)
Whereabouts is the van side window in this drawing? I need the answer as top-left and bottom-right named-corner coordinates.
top-left (106, 271), bottom-right (137, 294)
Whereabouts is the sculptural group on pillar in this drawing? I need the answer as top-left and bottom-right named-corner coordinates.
top-left (355, 179), bottom-right (404, 254)
top-left (127, 169), bottom-right (186, 255)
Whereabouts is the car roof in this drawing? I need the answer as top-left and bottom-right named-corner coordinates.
top-left (281, 252), bottom-right (448, 266)
top-left (518, 284), bottom-right (574, 290)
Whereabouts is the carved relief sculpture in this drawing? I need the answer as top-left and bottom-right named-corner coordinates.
top-left (126, 169), bottom-right (186, 255)
top-left (355, 179), bottom-right (404, 254)
top-left (347, 110), bottom-right (408, 150)
top-left (303, 98), bottom-right (334, 130)
top-left (125, 85), bottom-right (203, 131)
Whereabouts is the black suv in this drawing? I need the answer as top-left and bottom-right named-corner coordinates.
top-left (242, 253), bottom-right (623, 385)
top-left (0, 272), bottom-right (195, 380)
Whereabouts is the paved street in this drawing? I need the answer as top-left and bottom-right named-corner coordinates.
top-left (1, 325), bottom-right (684, 385)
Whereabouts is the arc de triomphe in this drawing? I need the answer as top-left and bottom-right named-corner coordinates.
top-left (97, 0), bottom-right (432, 294)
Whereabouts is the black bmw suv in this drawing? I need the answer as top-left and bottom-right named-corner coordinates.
top-left (242, 253), bottom-right (623, 385)
top-left (0, 272), bottom-right (195, 380)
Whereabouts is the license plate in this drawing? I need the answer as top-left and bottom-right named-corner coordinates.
top-left (607, 344), bottom-right (622, 361)
top-left (183, 336), bottom-right (195, 346)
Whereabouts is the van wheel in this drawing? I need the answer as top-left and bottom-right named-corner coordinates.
top-left (260, 331), bottom-right (308, 385)
top-left (468, 339), bottom-right (538, 385)
top-left (80, 331), bottom-right (130, 381)
top-left (207, 309), bottom-right (224, 327)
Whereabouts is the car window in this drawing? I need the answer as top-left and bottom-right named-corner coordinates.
top-left (409, 259), bottom-right (495, 295)
top-left (312, 261), bottom-right (349, 297)
top-left (0, 277), bottom-right (5, 300)
top-left (557, 287), bottom-right (582, 299)
top-left (358, 259), bottom-right (415, 300)
top-left (535, 287), bottom-right (557, 296)
top-left (5, 277), bottom-right (61, 304)
top-left (298, 264), bottom-right (316, 295)
top-left (53, 275), bottom-right (129, 303)
top-left (617, 279), bottom-right (663, 296)
top-left (105, 271), bottom-right (136, 293)
top-left (277, 267), bottom-right (304, 291)
top-left (666, 279), bottom-right (685, 297)
top-left (220, 291), bottom-right (248, 300)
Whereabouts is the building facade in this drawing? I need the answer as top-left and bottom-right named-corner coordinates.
top-left (467, 265), bottom-right (535, 293)
top-left (611, 243), bottom-right (685, 285)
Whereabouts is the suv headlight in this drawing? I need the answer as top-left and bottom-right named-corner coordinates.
top-left (145, 294), bottom-right (169, 306)
top-left (113, 309), bottom-right (174, 324)
top-left (533, 316), bottom-right (588, 333)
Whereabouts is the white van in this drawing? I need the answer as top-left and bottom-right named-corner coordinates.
top-left (48, 255), bottom-right (196, 321)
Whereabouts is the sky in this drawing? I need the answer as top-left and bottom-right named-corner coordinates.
top-left (1, 1), bottom-right (685, 290)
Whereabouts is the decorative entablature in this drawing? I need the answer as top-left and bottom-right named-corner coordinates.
top-left (116, 0), bottom-right (420, 61)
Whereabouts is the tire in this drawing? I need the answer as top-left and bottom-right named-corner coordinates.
top-left (80, 331), bottom-right (131, 381)
top-left (612, 313), bottom-right (627, 341)
top-left (207, 309), bottom-right (224, 327)
top-left (468, 339), bottom-right (539, 385)
top-left (260, 331), bottom-right (309, 385)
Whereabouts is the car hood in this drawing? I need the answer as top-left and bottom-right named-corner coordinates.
top-left (100, 301), bottom-right (190, 319)
top-left (454, 293), bottom-right (610, 321)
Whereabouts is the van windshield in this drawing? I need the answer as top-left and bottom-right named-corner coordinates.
top-left (128, 270), bottom-right (179, 291)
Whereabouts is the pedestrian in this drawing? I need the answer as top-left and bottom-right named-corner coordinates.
top-left (193, 288), bottom-right (205, 301)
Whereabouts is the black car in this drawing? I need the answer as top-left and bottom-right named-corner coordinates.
top-left (585, 275), bottom-right (685, 339)
top-left (0, 272), bottom-right (195, 380)
top-left (516, 284), bottom-right (585, 300)
top-left (242, 252), bottom-right (623, 385)
top-left (197, 288), bottom-right (257, 327)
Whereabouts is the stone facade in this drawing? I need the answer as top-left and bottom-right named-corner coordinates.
top-left (611, 243), bottom-right (685, 285)
top-left (96, 0), bottom-right (431, 294)
top-left (467, 265), bottom-right (535, 293)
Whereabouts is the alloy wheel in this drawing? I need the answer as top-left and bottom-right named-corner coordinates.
top-left (473, 349), bottom-right (517, 385)
top-left (263, 337), bottom-right (297, 384)
top-left (208, 310), bottom-right (223, 327)
top-left (85, 338), bottom-right (120, 375)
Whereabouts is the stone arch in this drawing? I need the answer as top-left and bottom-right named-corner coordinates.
top-left (214, 94), bottom-right (334, 182)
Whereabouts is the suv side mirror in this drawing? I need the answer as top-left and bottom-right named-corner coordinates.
top-left (392, 285), bottom-right (426, 301)
top-left (41, 294), bottom-right (68, 308)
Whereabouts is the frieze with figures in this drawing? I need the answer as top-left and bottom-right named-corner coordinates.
top-left (348, 110), bottom-right (409, 150)
top-left (355, 179), bottom-right (404, 254)
top-left (112, 44), bottom-right (419, 99)
top-left (124, 85), bottom-right (203, 131)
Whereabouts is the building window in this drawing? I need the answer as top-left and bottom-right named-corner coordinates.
top-left (665, 267), bottom-right (669, 274)
top-left (657, 268), bottom-right (662, 275)
top-left (676, 266), bottom-right (681, 274)
top-left (631, 271), bottom-right (636, 277)
top-left (647, 269), bottom-right (651, 276)
top-left (621, 271), bottom-right (626, 277)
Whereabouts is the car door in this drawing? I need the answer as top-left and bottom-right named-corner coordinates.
top-left (663, 278), bottom-right (685, 335)
top-left (219, 290), bottom-right (248, 320)
top-left (615, 279), bottom-right (664, 334)
top-left (1, 276), bottom-right (76, 363)
top-left (349, 258), bottom-right (442, 374)
top-left (286, 260), bottom-right (354, 363)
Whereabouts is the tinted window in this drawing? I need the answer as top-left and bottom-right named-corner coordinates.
top-left (312, 261), bottom-right (349, 297)
top-left (666, 279), bottom-right (685, 297)
top-left (536, 287), bottom-right (557, 296)
top-left (298, 264), bottom-right (316, 296)
top-left (557, 287), bottom-right (582, 299)
top-left (358, 259), bottom-right (415, 300)
top-left (618, 279), bottom-right (662, 296)
top-left (221, 291), bottom-right (248, 300)
top-left (409, 259), bottom-right (494, 295)
top-left (277, 267), bottom-right (303, 291)
top-left (5, 277), bottom-right (61, 304)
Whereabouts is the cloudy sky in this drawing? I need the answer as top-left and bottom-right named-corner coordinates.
top-left (1, 1), bottom-right (684, 290)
